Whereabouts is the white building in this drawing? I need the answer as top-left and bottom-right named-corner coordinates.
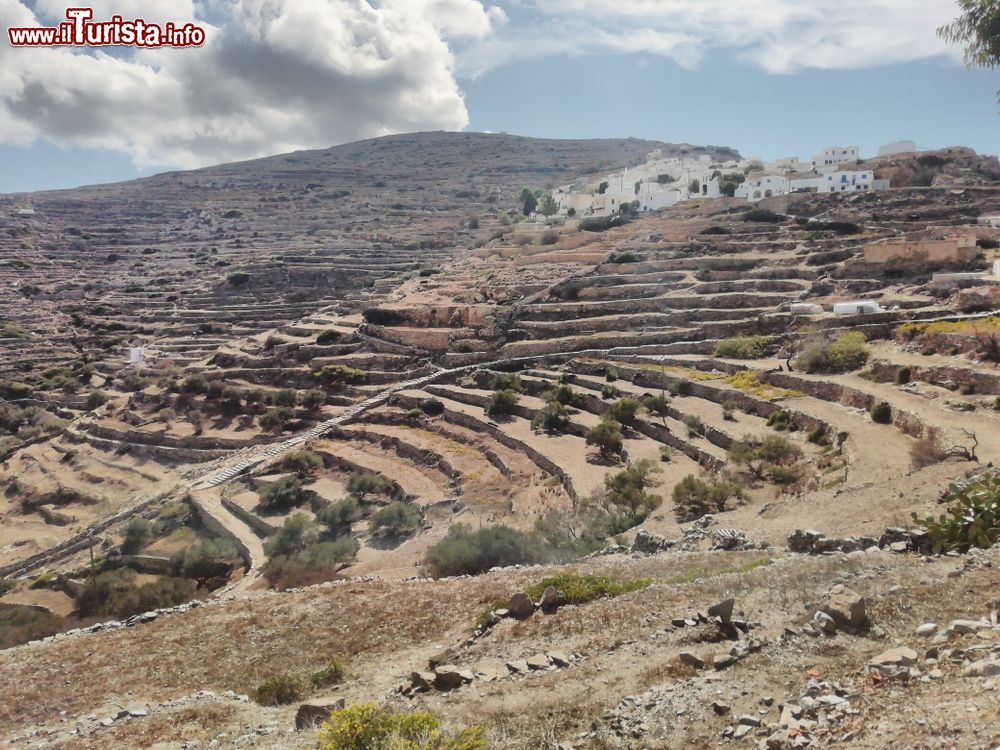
top-left (992, 259), bottom-right (1000, 276)
top-left (833, 300), bottom-right (882, 315)
top-left (129, 347), bottom-right (145, 365)
top-left (735, 175), bottom-right (789, 202)
top-left (636, 183), bottom-right (681, 212)
top-left (812, 146), bottom-right (860, 169)
top-left (791, 170), bottom-right (874, 194)
top-left (878, 140), bottom-right (916, 157)
top-left (768, 156), bottom-right (812, 173)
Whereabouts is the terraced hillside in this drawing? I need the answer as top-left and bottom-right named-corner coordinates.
top-left (2, 140), bottom-right (1000, 750)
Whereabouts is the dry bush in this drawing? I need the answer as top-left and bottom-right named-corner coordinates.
top-left (910, 428), bottom-right (950, 469)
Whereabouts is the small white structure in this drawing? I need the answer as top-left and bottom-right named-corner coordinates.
top-left (878, 140), bottom-right (916, 157)
top-left (790, 302), bottom-right (824, 315)
top-left (129, 347), bottom-right (145, 365)
top-left (992, 259), bottom-right (1000, 276)
top-left (833, 300), bottom-right (883, 315)
top-left (736, 175), bottom-right (789, 202)
top-left (15, 207), bottom-right (35, 216)
top-left (636, 183), bottom-right (680, 212)
top-left (812, 146), bottom-right (860, 168)
top-left (978, 216), bottom-right (1000, 227)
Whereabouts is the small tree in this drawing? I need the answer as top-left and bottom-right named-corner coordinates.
top-left (672, 472), bottom-right (745, 520)
top-left (486, 389), bottom-right (520, 418)
top-left (689, 179), bottom-right (700, 194)
top-left (265, 514), bottom-right (321, 558)
top-left (282, 449), bottom-right (323, 477)
top-left (537, 193), bottom-right (558, 216)
top-left (121, 517), bottom-right (151, 555)
top-left (587, 419), bottom-right (624, 460)
top-left (608, 398), bottom-right (642, 428)
top-left (520, 187), bottom-right (538, 216)
top-left (369, 502), bottom-right (422, 541)
top-left (300, 389), bottom-right (327, 411)
top-left (489, 372), bottom-right (523, 392)
top-left (729, 434), bottom-right (803, 482)
top-left (532, 401), bottom-right (570, 433)
top-left (317, 497), bottom-right (361, 535)
top-left (347, 472), bottom-right (394, 500)
top-left (258, 476), bottom-right (312, 512)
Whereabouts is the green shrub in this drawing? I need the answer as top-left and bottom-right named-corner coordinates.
top-left (309, 660), bottom-right (350, 689)
top-left (423, 524), bottom-right (551, 578)
top-left (85, 390), bottom-right (109, 410)
top-left (75, 569), bottom-right (197, 618)
top-left (531, 401), bottom-right (570, 433)
top-left (713, 336), bottom-right (772, 359)
top-left (489, 372), bottom-right (523, 392)
top-left (870, 401), bottom-right (893, 424)
top-left (895, 367), bottom-right (912, 385)
top-left (597, 460), bottom-right (663, 532)
top-left (486, 389), bottom-right (520, 418)
top-left (608, 398), bottom-right (642, 427)
top-left (0, 604), bottom-right (63, 650)
top-left (601, 384), bottom-right (620, 400)
top-left (347, 472), bottom-right (394, 500)
top-left (914, 473), bottom-right (1000, 553)
top-left (683, 414), bottom-right (704, 437)
top-left (729, 434), bottom-right (803, 482)
top-left (171, 540), bottom-right (237, 583)
top-left (767, 409), bottom-right (791, 431)
top-left (659, 445), bottom-right (673, 462)
top-left (314, 364), bottom-right (366, 386)
top-left (258, 476), bottom-right (313, 511)
top-left (586, 419), bottom-right (623, 460)
top-left (605, 368), bottom-right (618, 382)
top-left (282, 449), bottom-right (323, 476)
top-left (121, 517), bottom-right (152, 554)
top-left (300, 389), bottom-right (327, 410)
top-left (317, 497), bottom-right (361, 535)
top-left (794, 332), bottom-right (870, 374)
top-left (545, 383), bottom-right (581, 407)
top-left (524, 573), bottom-right (650, 605)
top-left (608, 251), bottom-right (641, 264)
top-left (259, 406), bottom-right (294, 433)
top-left (253, 673), bottom-right (304, 705)
top-left (642, 393), bottom-right (670, 417)
top-left (318, 704), bottom-right (486, 750)
top-left (369, 502), bottom-right (421, 541)
top-left (808, 427), bottom-right (830, 445)
top-left (672, 472), bottom-right (746, 520)
top-left (669, 378), bottom-right (693, 396)
top-left (263, 538), bottom-right (359, 589)
top-left (744, 208), bottom-right (785, 223)
top-left (316, 330), bottom-right (342, 345)
top-left (265, 514), bottom-right (321, 557)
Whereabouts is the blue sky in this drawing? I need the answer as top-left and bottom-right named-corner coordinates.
top-left (0, 0), bottom-right (996, 193)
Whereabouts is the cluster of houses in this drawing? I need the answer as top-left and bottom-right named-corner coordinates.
top-left (550, 141), bottom-right (914, 217)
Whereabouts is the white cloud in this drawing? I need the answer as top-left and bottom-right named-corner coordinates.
top-left (0, 0), bottom-right (964, 169)
top-left (457, 0), bottom-right (962, 76)
top-left (0, 0), bottom-right (503, 168)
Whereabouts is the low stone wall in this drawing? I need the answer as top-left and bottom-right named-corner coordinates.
top-left (220, 499), bottom-right (277, 539)
top-left (869, 360), bottom-right (1000, 395)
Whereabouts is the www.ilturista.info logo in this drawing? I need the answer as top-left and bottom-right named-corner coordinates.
top-left (7, 7), bottom-right (205, 47)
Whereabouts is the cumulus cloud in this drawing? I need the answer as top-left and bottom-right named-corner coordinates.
top-left (0, 0), bottom-right (503, 168)
top-left (457, 0), bottom-right (962, 76)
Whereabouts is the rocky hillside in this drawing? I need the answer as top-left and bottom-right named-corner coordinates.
top-left (1, 135), bottom-right (1000, 749)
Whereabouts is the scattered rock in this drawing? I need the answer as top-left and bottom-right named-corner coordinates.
top-left (821, 585), bottom-right (869, 633)
top-left (679, 652), bottom-right (706, 670)
top-left (915, 623), bottom-right (937, 637)
top-left (506, 659), bottom-right (530, 674)
top-left (961, 658), bottom-right (1000, 678)
top-left (526, 653), bottom-right (551, 670)
top-left (869, 646), bottom-right (918, 667)
top-left (707, 598), bottom-right (735, 625)
top-left (711, 701), bottom-right (731, 716)
top-left (547, 651), bottom-right (571, 668)
top-left (632, 528), bottom-right (675, 554)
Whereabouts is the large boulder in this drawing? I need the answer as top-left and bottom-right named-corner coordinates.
top-left (820, 585), bottom-right (869, 633)
top-left (433, 665), bottom-right (472, 690)
top-left (507, 593), bottom-right (535, 618)
top-left (295, 699), bottom-right (345, 731)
